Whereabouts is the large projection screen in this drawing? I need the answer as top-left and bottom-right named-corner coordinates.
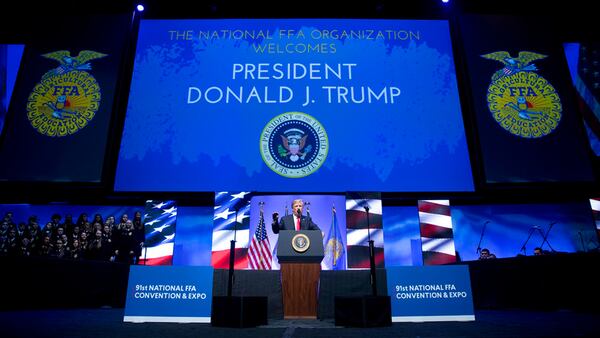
top-left (114, 19), bottom-right (474, 192)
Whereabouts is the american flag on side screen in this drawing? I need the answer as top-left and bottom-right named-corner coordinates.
top-left (590, 198), bottom-right (600, 240)
top-left (139, 200), bottom-right (177, 266)
top-left (248, 202), bottom-right (272, 270)
top-left (576, 43), bottom-right (600, 120)
top-left (345, 193), bottom-right (385, 269)
top-left (573, 43), bottom-right (600, 155)
top-left (418, 200), bottom-right (456, 265)
top-left (211, 192), bottom-right (251, 269)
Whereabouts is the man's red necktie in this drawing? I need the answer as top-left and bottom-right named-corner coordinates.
top-left (296, 216), bottom-right (300, 231)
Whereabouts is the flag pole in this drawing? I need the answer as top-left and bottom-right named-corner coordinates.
top-left (332, 205), bottom-right (336, 269)
top-left (227, 207), bottom-right (238, 297)
top-left (364, 203), bottom-right (378, 296)
top-left (258, 201), bottom-right (265, 269)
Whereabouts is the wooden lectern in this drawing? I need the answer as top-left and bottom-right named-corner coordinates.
top-left (277, 230), bottom-right (324, 319)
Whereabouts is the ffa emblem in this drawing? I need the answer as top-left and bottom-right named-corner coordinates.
top-left (260, 112), bottom-right (328, 178)
top-left (27, 50), bottom-right (107, 137)
top-left (481, 51), bottom-right (562, 138)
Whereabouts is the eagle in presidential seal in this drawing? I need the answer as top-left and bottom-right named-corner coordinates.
top-left (481, 51), bottom-right (562, 138)
top-left (26, 50), bottom-right (107, 137)
top-left (260, 112), bottom-right (328, 178)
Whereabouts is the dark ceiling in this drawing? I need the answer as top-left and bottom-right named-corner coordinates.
top-left (0, 0), bottom-right (597, 20)
top-left (1, 0), bottom-right (598, 42)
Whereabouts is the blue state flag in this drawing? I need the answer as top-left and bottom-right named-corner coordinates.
top-left (323, 207), bottom-right (346, 270)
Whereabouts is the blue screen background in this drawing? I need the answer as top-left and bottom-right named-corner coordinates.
top-left (115, 19), bottom-right (473, 192)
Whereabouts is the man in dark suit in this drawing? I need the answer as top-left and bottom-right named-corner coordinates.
top-left (272, 199), bottom-right (320, 234)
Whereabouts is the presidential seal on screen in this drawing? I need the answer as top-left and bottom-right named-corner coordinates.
top-left (481, 51), bottom-right (562, 138)
top-left (26, 50), bottom-right (107, 137)
top-left (291, 233), bottom-right (310, 253)
top-left (260, 112), bottom-right (328, 178)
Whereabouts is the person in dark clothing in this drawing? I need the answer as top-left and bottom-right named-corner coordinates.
top-left (478, 248), bottom-right (497, 260)
top-left (116, 220), bottom-right (137, 264)
top-left (271, 199), bottom-right (320, 234)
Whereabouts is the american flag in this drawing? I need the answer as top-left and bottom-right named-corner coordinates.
top-left (345, 193), bottom-right (385, 269)
top-left (573, 43), bottom-right (600, 155)
top-left (211, 192), bottom-right (251, 269)
top-left (502, 66), bottom-right (515, 76)
top-left (55, 64), bottom-right (69, 75)
top-left (577, 43), bottom-right (600, 116)
top-left (139, 200), bottom-right (177, 266)
top-left (248, 202), bottom-right (272, 270)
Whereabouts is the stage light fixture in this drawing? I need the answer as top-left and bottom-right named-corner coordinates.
top-left (441, 0), bottom-right (450, 3)
top-left (136, 4), bottom-right (145, 12)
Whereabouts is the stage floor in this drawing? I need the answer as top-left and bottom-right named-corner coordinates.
top-left (1, 308), bottom-right (599, 338)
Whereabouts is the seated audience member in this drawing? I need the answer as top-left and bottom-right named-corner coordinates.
top-left (50, 239), bottom-right (68, 259)
top-left (36, 235), bottom-right (52, 256)
top-left (87, 229), bottom-right (110, 261)
top-left (70, 225), bottom-right (81, 243)
top-left (1, 228), bottom-right (19, 256)
top-left (533, 247), bottom-right (545, 256)
top-left (105, 215), bottom-right (116, 229)
top-left (478, 248), bottom-right (497, 260)
top-left (19, 237), bottom-right (31, 257)
top-left (42, 222), bottom-right (54, 238)
top-left (3, 212), bottom-right (16, 228)
top-left (92, 214), bottom-right (104, 227)
top-left (79, 231), bottom-right (89, 251)
top-left (77, 213), bottom-right (91, 234)
top-left (62, 214), bottom-right (75, 233)
top-left (69, 239), bottom-right (84, 260)
top-left (117, 214), bottom-right (129, 231)
top-left (50, 213), bottom-right (62, 228)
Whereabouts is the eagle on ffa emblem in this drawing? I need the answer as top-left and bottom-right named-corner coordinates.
top-left (481, 51), bottom-right (562, 138)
